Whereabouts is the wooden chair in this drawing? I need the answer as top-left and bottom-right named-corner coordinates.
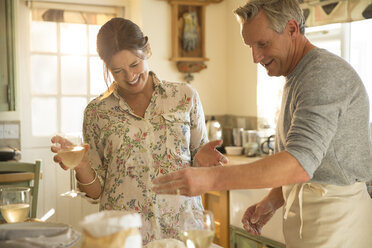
top-left (0, 160), bottom-right (41, 219)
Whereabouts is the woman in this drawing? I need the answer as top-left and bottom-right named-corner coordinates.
top-left (51, 17), bottom-right (226, 244)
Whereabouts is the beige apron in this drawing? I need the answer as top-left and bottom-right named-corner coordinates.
top-left (282, 182), bottom-right (372, 248)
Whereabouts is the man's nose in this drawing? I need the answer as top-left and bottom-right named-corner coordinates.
top-left (252, 47), bottom-right (263, 64)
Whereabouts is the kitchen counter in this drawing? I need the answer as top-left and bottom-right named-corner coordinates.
top-left (225, 155), bottom-right (262, 165)
top-left (226, 155), bottom-right (285, 244)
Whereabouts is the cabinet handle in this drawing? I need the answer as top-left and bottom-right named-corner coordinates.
top-left (6, 84), bottom-right (10, 108)
top-left (214, 221), bottom-right (221, 240)
top-left (206, 191), bottom-right (221, 197)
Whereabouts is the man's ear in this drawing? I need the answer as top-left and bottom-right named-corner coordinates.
top-left (287, 19), bottom-right (299, 39)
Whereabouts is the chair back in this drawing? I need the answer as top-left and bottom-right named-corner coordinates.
top-left (0, 160), bottom-right (41, 219)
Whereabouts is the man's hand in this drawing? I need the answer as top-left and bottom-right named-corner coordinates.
top-left (242, 201), bottom-right (275, 235)
top-left (193, 140), bottom-right (228, 167)
top-left (242, 188), bottom-right (284, 235)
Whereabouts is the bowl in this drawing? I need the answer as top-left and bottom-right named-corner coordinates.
top-left (225, 146), bottom-right (243, 156)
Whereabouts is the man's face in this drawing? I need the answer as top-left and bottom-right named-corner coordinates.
top-left (241, 10), bottom-right (295, 77)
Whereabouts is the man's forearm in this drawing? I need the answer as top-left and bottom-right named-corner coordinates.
top-left (212, 151), bottom-right (310, 191)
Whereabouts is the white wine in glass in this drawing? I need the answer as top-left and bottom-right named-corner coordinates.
top-left (58, 146), bottom-right (85, 169)
top-left (180, 209), bottom-right (215, 248)
top-left (0, 187), bottom-right (31, 223)
top-left (55, 133), bottom-right (86, 198)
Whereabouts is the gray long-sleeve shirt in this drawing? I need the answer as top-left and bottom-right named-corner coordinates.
top-left (275, 48), bottom-right (372, 185)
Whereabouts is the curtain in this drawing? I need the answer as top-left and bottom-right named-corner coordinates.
top-left (300, 0), bottom-right (372, 27)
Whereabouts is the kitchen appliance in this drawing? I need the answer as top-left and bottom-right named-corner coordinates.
top-left (206, 116), bottom-right (224, 153)
top-left (242, 130), bottom-right (259, 157)
top-left (0, 147), bottom-right (21, 161)
top-left (260, 135), bottom-right (275, 155)
top-left (206, 116), bottom-right (222, 141)
top-left (232, 128), bottom-right (244, 147)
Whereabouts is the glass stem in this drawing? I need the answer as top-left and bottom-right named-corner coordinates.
top-left (70, 169), bottom-right (77, 192)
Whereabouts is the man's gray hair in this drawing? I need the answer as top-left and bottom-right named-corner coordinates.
top-left (234, 0), bottom-right (305, 35)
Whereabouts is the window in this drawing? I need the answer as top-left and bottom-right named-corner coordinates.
top-left (257, 19), bottom-right (372, 130)
top-left (30, 8), bottom-right (115, 137)
top-left (307, 20), bottom-right (372, 122)
top-left (18, 1), bottom-right (125, 228)
top-left (256, 66), bottom-right (284, 131)
top-left (349, 19), bottom-right (372, 121)
top-left (22, 3), bottom-right (123, 148)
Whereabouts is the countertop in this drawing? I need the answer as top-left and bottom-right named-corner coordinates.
top-left (225, 155), bottom-right (262, 165)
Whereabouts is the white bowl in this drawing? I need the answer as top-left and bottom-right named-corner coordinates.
top-left (225, 146), bottom-right (243, 156)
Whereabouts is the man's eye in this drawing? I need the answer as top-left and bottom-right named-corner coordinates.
top-left (258, 43), bottom-right (267, 48)
top-left (130, 63), bottom-right (139, 68)
top-left (113, 70), bottom-right (122, 74)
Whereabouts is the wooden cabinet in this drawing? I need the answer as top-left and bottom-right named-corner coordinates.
top-left (202, 190), bottom-right (229, 248)
top-left (230, 226), bottom-right (285, 248)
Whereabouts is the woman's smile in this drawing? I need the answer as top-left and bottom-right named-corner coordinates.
top-left (127, 75), bottom-right (141, 86)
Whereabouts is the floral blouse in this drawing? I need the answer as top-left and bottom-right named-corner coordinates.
top-left (83, 72), bottom-right (208, 244)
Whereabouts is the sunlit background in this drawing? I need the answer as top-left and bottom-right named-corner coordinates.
top-left (30, 8), bottom-right (114, 136)
top-left (257, 19), bottom-right (372, 131)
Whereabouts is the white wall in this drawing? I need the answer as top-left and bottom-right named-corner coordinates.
top-left (137, 0), bottom-right (257, 116)
top-left (138, 0), bottom-right (230, 115)
top-left (226, 0), bottom-right (257, 117)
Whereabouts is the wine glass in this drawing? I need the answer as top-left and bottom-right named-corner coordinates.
top-left (0, 187), bottom-right (31, 223)
top-left (54, 133), bottom-right (86, 198)
top-left (180, 209), bottom-right (215, 248)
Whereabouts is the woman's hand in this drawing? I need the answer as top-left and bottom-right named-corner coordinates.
top-left (193, 140), bottom-right (228, 167)
top-left (50, 135), bottom-right (89, 170)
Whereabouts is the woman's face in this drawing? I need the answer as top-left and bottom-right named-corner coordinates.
top-left (109, 49), bottom-right (150, 96)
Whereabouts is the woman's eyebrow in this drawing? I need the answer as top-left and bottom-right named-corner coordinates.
top-left (111, 60), bottom-right (140, 70)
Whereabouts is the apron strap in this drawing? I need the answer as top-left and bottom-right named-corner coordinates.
top-left (284, 183), bottom-right (328, 238)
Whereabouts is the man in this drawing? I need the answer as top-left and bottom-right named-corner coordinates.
top-left (153, 0), bottom-right (372, 247)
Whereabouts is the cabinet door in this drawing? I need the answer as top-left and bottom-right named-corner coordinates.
top-left (235, 233), bottom-right (260, 248)
top-left (0, 0), bottom-right (15, 111)
top-left (202, 191), bottom-right (229, 248)
top-left (230, 226), bottom-right (285, 248)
